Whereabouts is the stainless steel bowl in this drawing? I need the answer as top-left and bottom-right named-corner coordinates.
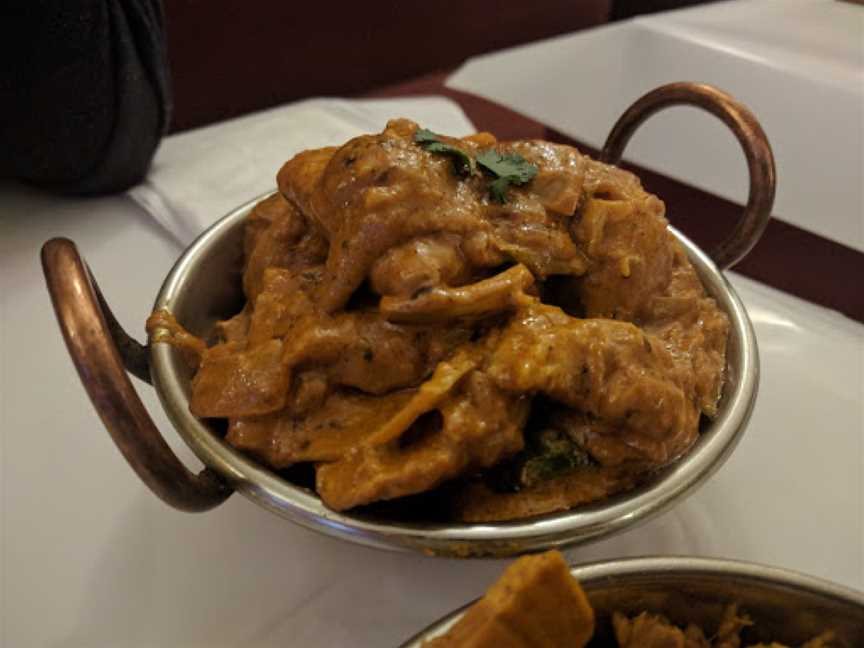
top-left (401, 557), bottom-right (864, 646)
top-left (41, 82), bottom-right (775, 557)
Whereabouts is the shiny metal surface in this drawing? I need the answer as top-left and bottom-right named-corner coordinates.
top-left (601, 82), bottom-right (776, 270)
top-left (145, 193), bottom-right (758, 556)
top-left (401, 557), bottom-right (864, 646)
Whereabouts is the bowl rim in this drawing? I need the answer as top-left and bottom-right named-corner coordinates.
top-left (399, 556), bottom-right (864, 646)
top-left (149, 192), bottom-right (759, 557)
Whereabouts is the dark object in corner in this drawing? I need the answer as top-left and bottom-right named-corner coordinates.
top-left (0, 1), bottom-right (170, 195)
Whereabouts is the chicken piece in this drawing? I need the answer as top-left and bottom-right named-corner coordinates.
top-left (242, 192), bottom-right (327, 301)
top-left (314, 349), bottom-right (483, 510)
top-left (369, 234), bottom-right (473, 298)
top-left (249, 269), bottom-right (460, 396)
top-left (488, 216), bottom-right (588, 278)
top-left (483, 193), bottom-right (588, 278)
top-left (644, 241), bottom-right (729, 417)
top-left (326, 315), bottom-right (429, 394)
top-left (226, 388), bottom-right (414, 467)
top-left (243, 192), bottom-right (294, 258)
top-left (190, 339), bottom-right (287, 418)
top-left (440, 370), bottom-right (529, 468)
top-left (246, 268), bottom-right (320, 347)
top-left (581, 153), bottom-right (648, 201)
top-left (379, 264), bottom-right (535, 324)
top-left (159, 270), bottom-right (309, 420)
top-left (280, 312), bottom-right (465, 396)
top-left (425, 551), bottom-right (594, 648)
top-left (572, 175), bottom-right (729, 417)
top-left (275, 146), bottom-right (338, 231)
top-left (461, 230), bottom-right (507, 268)
top-left (286, 370), bottom-right (330, 416)
top-left (487, 303), bottom-right (699, 466)
top-left (281, 119), bottom-right (488, 312)
top-left (362, 348), bottom-right (480, 447)
top-left (481, 141), bottom-right (589, 278)
top-left (508, 140), bottom-right (587, 216)
top-left (571, 194), bottom-right (673, 322)
top-left (317, 366), bottom-right (528, 511)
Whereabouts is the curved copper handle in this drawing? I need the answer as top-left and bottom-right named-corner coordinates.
top-left (41, 238), bottom-right (231, 512)
top-left (601, 82), bottom-right (776, 269)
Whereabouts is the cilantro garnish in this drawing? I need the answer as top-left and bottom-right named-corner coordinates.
top-left (486, 177), bottom-right (510, 204)
top-left (413, 127), bottom-right (539, 202)
top-left (414, 128), bottom-right (439, 145)
top-left (476, 150), bottom-right (538, 203)
top-left (413, 128), bottom-right (476, 177)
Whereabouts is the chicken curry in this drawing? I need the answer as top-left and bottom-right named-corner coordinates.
top-left (147, 119), bottom-right (729, 521)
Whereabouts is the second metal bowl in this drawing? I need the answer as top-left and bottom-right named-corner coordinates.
top-left (401, 557), bottom-right (864, 646)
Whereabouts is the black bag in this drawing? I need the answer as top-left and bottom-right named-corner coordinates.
top-left (0, 1), bottom-right (170, 194)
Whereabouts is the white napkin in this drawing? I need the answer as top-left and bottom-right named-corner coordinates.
top-left (129, 97), bottom-right (476, 245)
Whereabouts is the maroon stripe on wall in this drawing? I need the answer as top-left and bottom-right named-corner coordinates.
top-left (368, 73), bottom-right (864, 323)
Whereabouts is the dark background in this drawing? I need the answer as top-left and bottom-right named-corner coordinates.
top-left (163, 0), bottom-right (720, 132)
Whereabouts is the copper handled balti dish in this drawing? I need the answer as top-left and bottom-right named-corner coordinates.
top-left (42, 83), bottom-right (775, 557)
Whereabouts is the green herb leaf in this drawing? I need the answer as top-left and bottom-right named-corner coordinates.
top-left (414, 127), bottom-right (440, 145)
top-left (413, 127), bottom-right (476, 177)
top-left (488, 177), bottom-right (511, 204)
top-left (485, 425), bottom-right (596, 493)
top-left (476, 150), bottom-right (538, 203)
top-left (425, 141), bottom-right (475, 177)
